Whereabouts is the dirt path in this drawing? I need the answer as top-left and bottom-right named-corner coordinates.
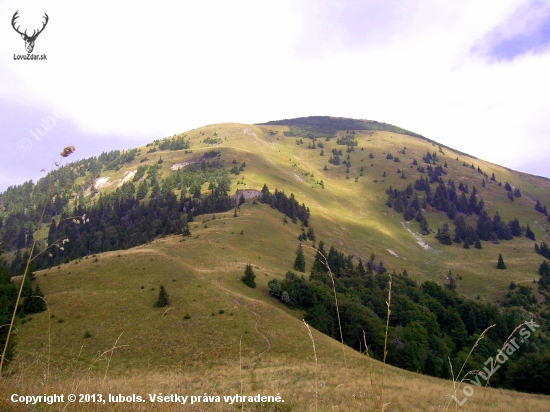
top-left (205, 237), bottom-right (215, 259)
top-left (107, 239), bottom-right (273, 355)
top-left (235, 298), bottom-right (272, 356)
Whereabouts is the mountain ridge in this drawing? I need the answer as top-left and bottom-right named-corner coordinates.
top-left (1, 117), bottom-right (550, 409)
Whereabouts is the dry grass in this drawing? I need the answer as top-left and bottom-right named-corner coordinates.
top-left (303, 321), bottom-right (318, 412)
top-left (2, 353), bottom-right (550, 411)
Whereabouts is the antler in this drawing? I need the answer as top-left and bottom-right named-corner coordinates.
top-left (11, 11), bottom-right (26, 36)
top-left (29, 13), bottom-right (49, 39)
top-left (11, 11), bottom-right (49, 39)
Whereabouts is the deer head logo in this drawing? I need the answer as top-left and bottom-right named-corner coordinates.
top-left (12, 11), bottom-right (49, 54)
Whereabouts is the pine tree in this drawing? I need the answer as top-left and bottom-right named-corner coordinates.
top-left (0, 243), bottom-right (17, 365)
top-left (181, 222), bottom-right (191, 237)
top-left (497, 253), bottom-right (506, 270)
top-left (20, 263), bottom-right (33, 297)
top-left (136, 180), bottom-right (148, 200)
top-left (154, 285), bottom-right (170, 307)
top-left (294, 244), bottom-right (306, 272)
top-left (474, 236), bottom-right (482, 249)
top-left (16, 227), bottom-right (26, 250)
top-left (23, 284), bottom-right (46, 314)
top-left (241, 264), bottom-right (256, 288)
top-left (436, 223), bottom-right (453, 245)
top-left (357, 259), bottom-right (366, 276)
top-left (445, 270), bottom-right (456, 291)
top-left (525, 225), bottom-right (535, 241)
top-left (306, 227), bottom-right (316, 241)
top-left (539, 261), bottom-right (550, 290)
top-left (25, 227), bottom-right (35, 248)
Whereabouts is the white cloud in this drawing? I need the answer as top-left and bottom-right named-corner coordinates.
top-left (0, 0), bottom-right (549, 177)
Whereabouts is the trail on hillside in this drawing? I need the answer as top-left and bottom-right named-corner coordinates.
top-left (121, 235), bottom-right (274, 356)
top-left (205, 237), bottom-right (215, 259)
top-left (234, 298), bottom-right (272, 356)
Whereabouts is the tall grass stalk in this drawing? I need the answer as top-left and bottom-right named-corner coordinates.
top-left (1, 147), bottom-right (78, 376)
top-left (317, 251), bottom-right (348, 371)
top-left (303, 320), bottom-right (318, 412)
top-left (103, 332), bottom-right (124, 384)
top-left (441, 324), bottom-right (495, 412)
top-left (477, 320), bottom-right (535, 393)
top-left (61, 335), bottom-right (127, 412)
top-left (34, 296), bottom-right (51, 383)
top-left (378, 274), bottom-right (392, 411)
top-left (0, 176), bottom-right (54, 376)
top-left (362, 331), bottom-right (375, 399)
top-left (239, 334), bottom-right (243, 412)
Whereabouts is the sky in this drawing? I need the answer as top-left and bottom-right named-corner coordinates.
top-left (1, 0), bottom-right (550, 190)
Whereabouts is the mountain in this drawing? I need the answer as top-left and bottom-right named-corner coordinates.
top-left (1, 116), bottom-right (550, 410)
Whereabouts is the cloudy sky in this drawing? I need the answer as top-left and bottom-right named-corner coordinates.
top-left (1, 0), bottom-right (549, 190)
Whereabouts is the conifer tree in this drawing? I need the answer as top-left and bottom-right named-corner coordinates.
top-left (25, 228), bottom-right (35, 248)
top-left (136, 180), bottom-right (148, 200)
top-left (154, 285), bottom-right (170, 307)
top-left (497, 253), bottom-right (506, 270)
top-left (357, 259), bottom-right (366, 276)
top-left (474, 236), bottom-right (482, 249)
top-left (0, 243), bottom-right (17, 366)
top-left (294, 244), bottom-right (306, 272)
top-left (539, 261), bottom-right (550, 290)
top-left (525, 225), bottom-right (535, 241)
top-left (23, 284), bottom-right (46, 314)
top-left (241, 264), bottom-right (256, 288)
top-left (436, 223), bottom-right (453, 245)
top-left (445, 270), bottom-right (456, 291)
top-left (16, 227), bottom-right (26, 250)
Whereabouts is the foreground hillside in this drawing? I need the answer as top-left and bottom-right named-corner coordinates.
top-left (1, 117), bottom-right (550, 410)
top-left (2, 204), bottom-right (550, 411)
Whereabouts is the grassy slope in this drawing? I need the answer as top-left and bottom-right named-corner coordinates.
top-left (2, 122), bottom-right (550, 410)
top-left (146, 122), bottom-right (550, 301)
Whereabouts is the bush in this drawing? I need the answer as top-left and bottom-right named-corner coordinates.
top-left (268, 279), bottom-right (282, 297)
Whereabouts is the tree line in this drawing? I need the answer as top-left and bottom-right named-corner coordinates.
top-left (268, 241), bottom-right (550, 394)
